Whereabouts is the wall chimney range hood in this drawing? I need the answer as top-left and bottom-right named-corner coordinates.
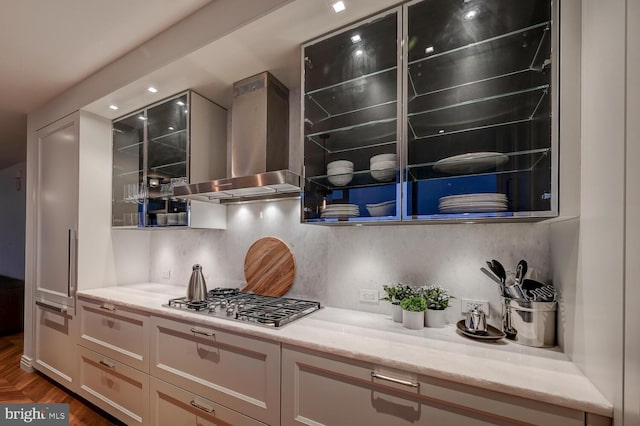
top-left (174, 72), bottom-right (301, 203)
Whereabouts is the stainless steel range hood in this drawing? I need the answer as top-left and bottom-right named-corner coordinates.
top-left (174, 72), bottom-right (301, 203)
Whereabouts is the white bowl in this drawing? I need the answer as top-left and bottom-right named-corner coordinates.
top-left (327, 166), bottom-right (354, 176)
top-left (370, 160), bottom-right (397, 170)
top-left (366, 200), bottom-right (396, 216)
top-left (370, 169), bottom-right (396, 182)
top-left (327, 160), bottom-right (353, 169)
top-left (370, 153), bottom-right (397, 164)
top-left (327, 173), bottom-right (353, 186)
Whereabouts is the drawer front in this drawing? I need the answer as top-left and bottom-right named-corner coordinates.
top-left (78, 298), bottom-right (149, 372)
top-left (77, 345), bottom-right (149, 426)
top-left (150, 316), bottom-right (280, 426)
top-left (282, 346), bottom-right (584, 426)
top-left (150, 377), bottom-right (266, 426)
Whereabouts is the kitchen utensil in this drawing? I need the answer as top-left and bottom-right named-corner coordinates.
top-left (242, 237), bottom-right (296, 296)
top-left (505, 283), bottom-right (528, 300)
top-left (186, 264), bottom-right (208, 302)
top-left (491, 260), bottom-right (506, 283)
top-left (480, 267), bottom-right (502, 286)
top-left (517, 259), bottom-right (528, 281)
top-left (521, 278), bottom-right (545, 292)
top-left (456, 320), bottom-right (505, 341)
top-left (465, 304), bottom-right (488, 334)
top-left (530, 285), bottom-right (556, 302)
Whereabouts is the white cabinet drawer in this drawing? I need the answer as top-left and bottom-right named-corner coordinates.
top-left (150, 377), bottom-right (266, 426)
top-left (77, 345), bottom-right (149, 426)
top-left (282, 345), bottom-right (584, 426)
top-left (150, 316), bottom-right (280, 426)
top-left (78, 297), bottom-right (149, 372)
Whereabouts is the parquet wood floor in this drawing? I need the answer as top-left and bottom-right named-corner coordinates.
top-left (0, 332), bottom-right (125, 425)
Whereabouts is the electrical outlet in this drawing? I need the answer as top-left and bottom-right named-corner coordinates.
top-left (460, 299), bottom-right (490, 317)
top-left (359, 289), bottom-right (379, 304)
top-left (161, 270), bottom-right (171, 280)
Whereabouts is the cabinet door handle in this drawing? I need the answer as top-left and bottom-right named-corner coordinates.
top-left (99, 360), bottom-right (115, 369)
top-left (35, 300), bottom-right (67, 314)
top-left (371, 372), bottom-right (419, 388)
top-left (67, 228), bottom-right (72, 296)
top-left (100, 305), bottom-right (116, 312)
top-left (190, 400), bottom-right (215, 414)
top-left (190, 328), bottom-right (215, 337)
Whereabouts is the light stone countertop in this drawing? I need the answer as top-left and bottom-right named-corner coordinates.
top-left (77, 283), bottom-right (613, 417)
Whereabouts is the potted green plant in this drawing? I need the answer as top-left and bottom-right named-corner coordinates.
top-left (381, 283), bottom-right (418, 323)
top-left (400, 296), bottom-right (426, 330)
top-left (421, 285), bottom-right (454, 328)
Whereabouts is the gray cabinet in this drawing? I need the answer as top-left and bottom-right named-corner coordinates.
top-left (301, 0), bottom-right (557, 224)
top-left (282, 345), bottom-right (584, 426)
top-left (112, 91), bottom-right (227, 228)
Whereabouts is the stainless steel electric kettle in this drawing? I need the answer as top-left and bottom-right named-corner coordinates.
top-left (186, 264), bottom-right (208, 302)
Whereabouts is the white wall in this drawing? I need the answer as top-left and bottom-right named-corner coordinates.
top-left (0, 162), bottom-right (26, 279)
top-left (148, 198), bottom-right (551, 328)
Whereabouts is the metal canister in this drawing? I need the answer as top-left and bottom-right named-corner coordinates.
top-left (465, 304), bottom-right (488, 334)
top-left (502, 297), bottom-right (557, 347)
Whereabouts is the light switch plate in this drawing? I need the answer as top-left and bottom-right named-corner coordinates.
top-left (359, 289), bottom-right (379, 304)
top-left (161, 270), bottom-right (171, 280)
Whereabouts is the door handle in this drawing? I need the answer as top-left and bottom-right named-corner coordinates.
top-left (67, 228), bottom-right (71, 296)
top-left (190, 400), bottom-right (215, 414)
top-left (190, 328), bottom-right (215, 337)
top-left (371, 372), bottom-right (419, 388)
top-left (35, 300), bottom-right (67, 314)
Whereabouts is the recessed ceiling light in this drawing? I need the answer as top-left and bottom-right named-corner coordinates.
top-left (176, 101), bottom-right (185, 106)
top-left (138, 115), bottom-right (146, 121)
top-left (438, 129), bottom-right (445, 134)
top-left (147, 87), bottom-right (158, 93)
top-left (351, 34), bottom-right (361, 43)
top-left (355, 49), bottom-right (363, 56)
top-left (332, 1), bottom-right (346, 13)
top-left (425, 46), bottom-right (435, 54)
top-left (464, 9), bottom-right (479, 20)
top-left (109, 104), bottom-right (119, 110)
top-left (168, 126), bottom-right (175, 131)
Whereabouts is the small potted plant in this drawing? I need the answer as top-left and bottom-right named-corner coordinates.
top-left (400, 295), bottom-right (427, 330)
top-left (381, 283), bottom-right (417, 323)
top-left (421, 285), bottom-right (454, 328)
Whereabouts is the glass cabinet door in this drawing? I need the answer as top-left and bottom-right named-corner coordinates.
top-left (112, 112), bottom-right (145, 227)
top-left (146, 93), bottom-right (189, 227)
top-left (404, 0), bottom-right (554, 219)
top-left (302, 9), bottom-right (402, 223)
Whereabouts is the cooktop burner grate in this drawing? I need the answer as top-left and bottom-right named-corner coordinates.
top-left (164, 289), bottom-right (321, 328)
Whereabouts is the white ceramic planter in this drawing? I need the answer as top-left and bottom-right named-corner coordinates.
top-left (402, 310), bottom-right (424, 330)
top-left (425, 309), bottom-right (446, 328)
top-left (391, 302), bottom-right (402, 323)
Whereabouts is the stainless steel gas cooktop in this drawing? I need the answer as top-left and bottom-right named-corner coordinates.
top-left (164, 288), bottom-right (321, 328)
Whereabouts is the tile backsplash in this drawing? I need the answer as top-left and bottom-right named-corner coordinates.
top-left (142, 198), bottom-right (550, 327)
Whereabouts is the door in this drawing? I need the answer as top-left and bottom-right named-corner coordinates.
top-left (35, 113), bottom-right (79, 310)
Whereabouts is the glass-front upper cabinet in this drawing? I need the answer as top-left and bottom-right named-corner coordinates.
top-left (302, 9), bottom-right (402, 223)
top-left (112, 91), bottom-right (227, 228)
top-left (301, 0), bottom-right (556, 224)
top-left (404, 0), bottom-right (555, 220)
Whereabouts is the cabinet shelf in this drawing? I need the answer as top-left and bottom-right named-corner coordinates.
top-left (408, 84), bottom-right (549, 140)
top-left (407, 147), bottom-right (550, 182)
top-left (306, 168), bottom-right (398, 191)
top-left (116, 141), bottom-right (144, 152)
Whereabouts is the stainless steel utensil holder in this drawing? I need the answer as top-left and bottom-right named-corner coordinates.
top-left (501, 297), bottom-right (557, 348)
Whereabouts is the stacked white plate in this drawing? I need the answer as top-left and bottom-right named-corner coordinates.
top-left (370, 153), bottom-right (397, 182)
top-left (433, 152), bottom-right (509, 175)
top-left (320, 203), bottom-right (360, 218)
top-left (438, 193), bottom-right (508, 213)
top-left (327, 160), bottom-right (354, 186)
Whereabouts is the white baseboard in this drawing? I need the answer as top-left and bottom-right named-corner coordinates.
top-left (20, 354), bottom-right (34, 373)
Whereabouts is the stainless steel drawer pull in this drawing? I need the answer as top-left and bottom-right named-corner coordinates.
top-left (190, 400), bottom-right (215, 414)
top-left (99, 360), bottom-right (115, 369)
top-left (190, 328), bottom-right (215, 337)
top-left (35, 300), bottom-right (68, 314)
top-left (371, 372), bottom-right (419, 388)
top-left (99, 305), bottom-right (116, 312)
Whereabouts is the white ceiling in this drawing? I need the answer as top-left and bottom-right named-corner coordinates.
top-left (1, 0), bottom-right (401, 169)
top-left (0, 0), bottom-right (211, 169)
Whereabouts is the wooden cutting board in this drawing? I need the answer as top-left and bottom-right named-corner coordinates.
top-left (242, 237), bottom-right (296, 296)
